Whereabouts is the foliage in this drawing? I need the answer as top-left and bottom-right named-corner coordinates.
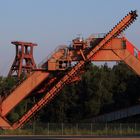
top-left (0, 62), bottom-right (140, 123)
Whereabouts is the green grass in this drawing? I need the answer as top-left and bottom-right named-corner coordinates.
top-left (0, 127), bottom-right (139, 136)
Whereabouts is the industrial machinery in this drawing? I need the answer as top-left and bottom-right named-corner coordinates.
top-left (0, 10), bottom-right (139, 129)
top-left (8, 41), bottom-right (37, 78)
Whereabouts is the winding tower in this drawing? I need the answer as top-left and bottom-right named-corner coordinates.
top-left (8, 41), bottom-right (37, 78)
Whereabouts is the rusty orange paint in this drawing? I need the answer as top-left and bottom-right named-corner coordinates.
top-left (0, 11), bottom-right (138, 130)
top-left (8, 41), bottom-right (37, 78)
top-left (1, 71), bottom-right (50, 117)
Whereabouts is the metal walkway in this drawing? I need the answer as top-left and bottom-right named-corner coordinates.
top-left (92, 105), bottom-right (140, 122)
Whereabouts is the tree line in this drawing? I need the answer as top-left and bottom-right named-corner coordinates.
top-left (0, 62), bottom-right (140, 123)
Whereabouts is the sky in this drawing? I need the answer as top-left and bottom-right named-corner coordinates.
top-left (0, 0), bottom-right (140, 75)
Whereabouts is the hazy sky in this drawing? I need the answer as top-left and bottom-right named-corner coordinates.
top-left (0, 0), bottom-right (140, 75)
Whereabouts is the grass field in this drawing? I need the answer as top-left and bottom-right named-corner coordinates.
top-left (0, 123), bottom-right (140, 136)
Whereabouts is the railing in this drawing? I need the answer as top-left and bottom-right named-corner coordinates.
top-left (88, 33), bottom-right (106, 39)
top-left (1, 123), bottom-right (140, 135)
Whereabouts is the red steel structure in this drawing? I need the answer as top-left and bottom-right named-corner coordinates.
top-left (0, 10), bottom-right (139, 129)
top-left (8, 41), bottom-right (37, 78)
